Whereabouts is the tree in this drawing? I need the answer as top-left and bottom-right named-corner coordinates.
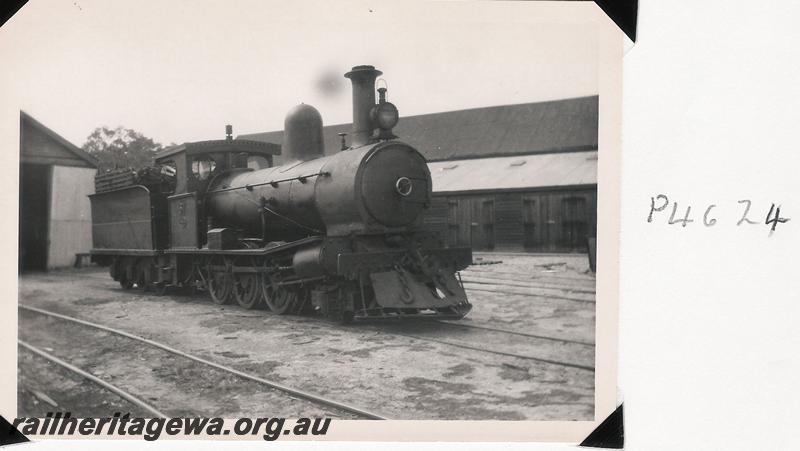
top-left (82, 126), bottom-right (163, 172)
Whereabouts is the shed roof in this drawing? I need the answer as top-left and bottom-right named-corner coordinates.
top-left (428, 151), bottom-right (597, 193)
top-left (237, 96), bottom-right (598, 163)
top-left (20, 111), bottom-right (98, 168)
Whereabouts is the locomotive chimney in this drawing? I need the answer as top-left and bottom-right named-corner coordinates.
top-left (344, 65), bottom-right (382, 147)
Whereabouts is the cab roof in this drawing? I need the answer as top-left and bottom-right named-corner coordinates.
top-left (155, 139), bottom-right (281, 162)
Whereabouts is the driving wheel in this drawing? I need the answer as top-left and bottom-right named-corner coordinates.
top-left (207, 257), bottom-right (233, 305)
top-left (261, 272), bottom-right (295, 314)
top-left (234, 272), bottom-right (263, 309)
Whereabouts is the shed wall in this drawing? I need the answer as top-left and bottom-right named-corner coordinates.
top-left (48, 166), bottom-right (96, 267)
top-left (423, 187), bottom-right (597, 253)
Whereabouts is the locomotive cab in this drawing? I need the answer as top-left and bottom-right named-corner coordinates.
top-left (153, 136), bottom-right (281, 249)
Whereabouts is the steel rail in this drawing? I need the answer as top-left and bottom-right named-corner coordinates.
top-left (464, 268), bottom-right (597, 284)
top-left (19, 305), bottom-right (388, 420)
top-left (463, 285), bottom-right (596, 304)
top-left (386, 331), bottom-right (595, 372)
top-left (432, 320), bottom-right (595, 347)
top-left (460, 277), bottom-right (597, 295)
top-left (461, 270), bottom-right (597, 291)
top-left (18, 339), bottom-right (168, 418)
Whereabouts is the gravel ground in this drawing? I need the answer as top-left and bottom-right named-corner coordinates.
top-left (17, 254), bottom-right (596, 421)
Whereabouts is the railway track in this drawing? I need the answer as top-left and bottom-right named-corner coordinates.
top-left (462, 276), bottom-right (596, 295)
top-left (18, 305), bottom-right (388, 420)
top-left (18, 340), bottom-right (168, 417)
top-left (463, 267), bottom-right (596, 285)
top-left (203, 303), bottom-right (596, 371)
top-left (433, 320), bottom-right (595, 347)
top-left (29, 272), bottom-right (595, 370)
top-left (266, 315), bottom-right (596, 371)
top-left (381, 330), bottom-right (594, 372)
top-left (264, 315), bottom-right (596, 371)
top-left (460, 274), bottom-right (596, 294)
top-left (211, 307), bottom-right (596, 372)
top-left (462, 285), bottom-right (596, 304)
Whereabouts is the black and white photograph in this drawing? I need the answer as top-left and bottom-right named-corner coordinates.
top-left (3, 0), bottom-right (623, 443)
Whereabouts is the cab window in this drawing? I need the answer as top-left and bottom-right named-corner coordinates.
top-left (247, 154), bottom-right (270, 170)
top-left (191, 156), bottom-right (216, 180)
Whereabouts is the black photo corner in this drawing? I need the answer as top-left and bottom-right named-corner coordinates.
top-left (592, 0), bottom-right (638, 41)
top-left (0, 0), bottom-right (27, 28)
top-left (0, 414), bottom-right (30, 446)
top-left (580, 404), bottom-right (624, 449)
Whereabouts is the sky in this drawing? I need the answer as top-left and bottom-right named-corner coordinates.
top-left (1, 0), bottom-right (601, 147)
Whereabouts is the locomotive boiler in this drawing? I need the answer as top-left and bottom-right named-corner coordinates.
top-left (90, 65), bottom-right (472, 322)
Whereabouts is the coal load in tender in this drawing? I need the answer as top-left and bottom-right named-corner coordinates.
top-left (94, 166), bottom-right (176, 194)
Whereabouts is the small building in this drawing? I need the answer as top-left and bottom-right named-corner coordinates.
top-left (19, 111), bottom-right (98, 271)
top-left (238, 96), bottom-right (598, 253)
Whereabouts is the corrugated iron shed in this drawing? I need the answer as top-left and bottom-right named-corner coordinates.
top-left (428, 151), bottom-right (597, 193)
top-left (237, 96), bottom-right (597, 163)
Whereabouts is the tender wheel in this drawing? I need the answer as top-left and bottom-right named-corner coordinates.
top-left (340, 310), bottom-right (355, 325)
top-left (136, 269), bottom-right (149, 291)
top-left (153, 282), bottom-right (168, 296)
top-left (119, 275), bottom-right (134, 290)
top-left (207, 258), bottom-right (233, 305)
top-left (261, 273), bottom-right (295, 315)
top-left (234, 273), bottom-right (262, 309)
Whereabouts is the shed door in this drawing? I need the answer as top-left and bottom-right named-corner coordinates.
top-left (559, 195), bottom-right (588, 251)
top-left (446, 196), bottom-right (495, 251)
top-left (19, 164), bottom-right (51, 271)
top-left (471, 198), bottom-right (495, 250)
top-left (522, 195), bottom-right (540, 251)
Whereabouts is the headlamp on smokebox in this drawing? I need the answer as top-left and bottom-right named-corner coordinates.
top-left (371, 87), bottom-right (399, 140)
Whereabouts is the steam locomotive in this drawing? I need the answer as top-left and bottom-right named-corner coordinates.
top-left (90, 65), bottom-right (472, 322)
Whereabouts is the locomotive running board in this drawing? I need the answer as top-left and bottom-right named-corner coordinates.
top-left (90, 249), bottom-right (161, 256)
top-left (164, 236), bottom-right (322, 256)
